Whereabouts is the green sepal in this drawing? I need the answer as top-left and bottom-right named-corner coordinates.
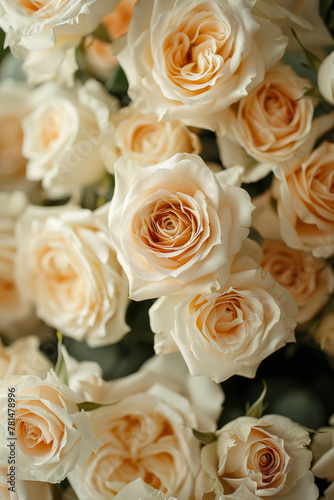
top-left (77, 401), bottom-right (116, 412)
top-left (291, 29), bottom-right (322, 73)
top-left (245, 380), bottom-right (268, 419)
top-left (191, 428), bottom-right (217, 444)
top-left (91, 23), bottom-right (111, 44)
top-left (106, 66), bottom-right (129, 93)
top-left (55, 332), bottom-right (69, 386)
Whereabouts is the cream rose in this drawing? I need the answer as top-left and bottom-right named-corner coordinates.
top-left (260, 240), bottom-right (334, 325)
top-left (318, 51), bottom-right (334, 106)
top-left (274, 140), bottom-right (334, 258)
top-left (102, 106), bottom-right (201, 171)
top-left (0, 191), bottom-right (37, 335)
top-left (196, 414), bottom-right (318, 499)
top-left (217, 63), bottom-right (314, 183)
top-left (22, 79), bottom-right (119, 196)
top-left (0, 370), bottom-right (100, 483)
top-left (311, 415), bottom-right (334, 499)
top-left (313, 313), bottom-right (334, 359)
top-left (149, 239), bottom-right (297, 382)
top-left (0, 0), bottom-right (120, 85)
top-left (116, 0), bottom-right (287, 131)
top-left (108, 153), bottom-right (253, 300)
top-left (68, 353), bottom-right (224, 499)
top-left (15, 203), bottom-right (129, 347)
top-left (0, 336), bottom-right (52, 379)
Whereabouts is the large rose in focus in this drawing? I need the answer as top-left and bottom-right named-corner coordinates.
top-left (261, 239), bottom-right (334, 325)
top-left (116, 0), bottom-right (287, 130)
top-left (108, 153), bottom-right (253, 300)
top-left (0, 371), bottom-right (100, 483)
top-left (150, 240), bottom-right (297, 382)
top-left (0, 0), bottom-right (120, 85)
top-left (217, 63), bottom-right (314, 182)
top-left (22, 79), bottom-right (119, 196)
top-left (196, 415), bottom-right (318, 499)
top-left (16, 203), bottom-right (129, 347)
top-left (274, 141), bottom-right (334, 258)
top-left (68, 353), bottom-right (224, 499)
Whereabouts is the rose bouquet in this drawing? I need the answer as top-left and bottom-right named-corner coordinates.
top-left (0, 0), bottom-right (333, 499)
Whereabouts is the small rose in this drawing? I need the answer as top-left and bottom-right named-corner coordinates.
top-left (318, 51), bottom-right (334, 106)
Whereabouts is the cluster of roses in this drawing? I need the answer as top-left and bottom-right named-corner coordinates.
top-left (0, 0), bottom-right (334, 499)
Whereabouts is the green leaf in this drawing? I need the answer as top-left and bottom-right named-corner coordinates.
top-left (302, 87), bottom-right (323, 100)
top-left (245, 380), bottom-right (268, 419)
top-left (191, 428), bottom-right (217, 444)
top-left (77, 401), bottom-right (116, 412)
top-left (291, 29), bottom-right (322, 73)
top-left (55, 332), bottom-right (68, 386)
top-left (106, 66), bottom-right (128, 93)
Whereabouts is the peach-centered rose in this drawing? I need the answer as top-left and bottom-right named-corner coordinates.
top-left (275, 141), bottom-right (334, 258)
top-left (117, 0), bottom-right (287, 129)
top-left (150, 240), bottom-right (297, 382)
top-left (16, 203), bottom-right (129, 347)
top-left (102, 106), bottom-right (201, 170)
top-left (68, 353), bottom-right (223, 500)
top-left (102, 0), bottom-right (135, 40)
top-left (217, 63), bottom-right (314, 182)
top-left (196, 415), bottom-right (318, 499)
top-left (108, 153), bottom-right (253, 300)
top-left (0, 371), bottom-right (100, 483)
top-left (260, 240), bottom-right (334, 324)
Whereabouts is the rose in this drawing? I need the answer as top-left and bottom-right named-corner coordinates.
top-left (108, 153), bottom-right (254, 300)
top-left (313, 314), bottom-right (334, 359)
top-left (68, 353), bottom-right (224, 499)
top-left (102, 0), bottom-right (135, 40)
top-left (102, 106), bottom-right (201, 170)
top-left (15, 203), bottom-right (129, 347)
top-left (149, 239), bottom-right (297, 383)
top-left (318, 51), bottom-right (334, 106)
top-left (0, 370), bottom-right (100, 483)
top-left (196, 414), bottom-right (318, 499)
top-left (114, 478), bottom-right (179, 500)
top-left (253, 0), bottom-right (333, 52)
top-left (116, 0), bottom-right (287, 131)
top-left (0, 191), bottom-right (38, 335)
top-left (217, 63), bottom-right (314, 183)
top-left (0, 0), bottom-right (120, 85)
top-left (22, 79), bottom-right (119, 196)
top-left (260, 240), bottom-right (334, 325)
top-left (0, 336), bottom-right (52, 379)
top-left (311, 415), bottom-right (334, 498)
top-left (274, 140), bottom-right (334, 258)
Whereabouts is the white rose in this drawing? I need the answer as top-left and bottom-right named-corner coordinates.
top-left (0, 336), bottom-right (52, 379)
top-left (0, 370), bottom-right (101, 483)
top-left (261, 240), bottom-right (334, 325)
top-left (196, 415), bottom-right (318, 499)
top-left (16, 203), bottom-right (129, 347)
top-left (114, 479), bottom-right (179, 500)
top-left (318, 51), bottom-right (334, 106)
top-left (0, 0), bottom-right (120, 86)
top-left (108, 153), bottom-right (254, 300)
top-left (101, 106), bottom-right (201, 171)
top-left (149, 239), bottom-right (297, 382)
top-left (0, 191), bottom-right (37, 335)
top-left (217, 63), bottom-right (315, 183)
top-left (116, 0), bottom-right (287, 131)
top-left (68, 353), bottom-right (224, 499)
top-left (311, 415), bottom-right (334, 499)
top-left (254, 0), bottom-right (333, 52)
top-left (22, 79), bottom-right (119, 196)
